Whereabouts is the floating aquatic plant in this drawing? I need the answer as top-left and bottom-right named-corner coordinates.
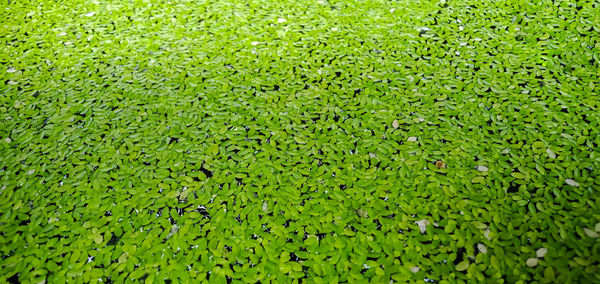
top-left (1, 0), bottom-right (599, 282)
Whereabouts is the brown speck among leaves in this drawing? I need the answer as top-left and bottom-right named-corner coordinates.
top-left (435, 160), bottom-right (446, 169)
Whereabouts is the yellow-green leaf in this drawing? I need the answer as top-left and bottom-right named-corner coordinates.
top-left (472, 176), bottom-right (485, 183)
top-left (511, 172), bottom-right (525, 179)
top-left (294, 136), bottom-right (306, 144)
top-left (93, 234), bottom-right (103, 245)
top-left (118, 252), bottom-right (129, 264)
top-left (209, 143), bottom-right (219, 155)
top-left (456, 261), bottom-right (469, 271)
top-left (532, 141), bottom-right (544, 148)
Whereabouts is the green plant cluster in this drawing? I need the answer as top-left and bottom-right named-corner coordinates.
top-left (1, 0), bottom-right (599, 283)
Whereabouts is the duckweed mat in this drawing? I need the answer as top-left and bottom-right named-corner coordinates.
top-left (1, 0), bottom-right (599, 283)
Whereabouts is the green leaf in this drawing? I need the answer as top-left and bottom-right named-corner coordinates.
top-left (532, 141), bottom-right (544, 148)
top-left (455, 261), bottom-right (469, 271)
top-left (293, 136), bottom-right (306, 144)
top-left (471, 176), bottom-right (485, 183)
top-left (209, 143), bottom-right (219, 155)
top-left (47, 261), bottom-right (59, 272)
top-left (511, 172), bottom-right (526, 179)
top-left (118, 252), bottom-right (129, 264)
top-left (490, 255), bottom-right (500, 271)
top-left (573, 257), bottom-right (591, 266)
top-left (291, 262), bottom-right (302, 272)
top-left (544, 266), bottom-right (555, 281)
top-left (93, 234), bottom-right (103, 245)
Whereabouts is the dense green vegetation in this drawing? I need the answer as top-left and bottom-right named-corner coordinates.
top-left (1, 0), bottom-right (599, 282)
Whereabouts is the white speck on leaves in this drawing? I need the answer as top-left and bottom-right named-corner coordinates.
top-left (584, 228), bottom-right (598, 238)
top-left (407, 137), bottom-right (417, 142)
top-left (565, 179), bottom-right (579, 187)
top-left (277, 18), bottom-right (287, 23)
top-left (477, 243), bottom-right (487, 254)
top-left (7, 67), bottom-right (17, 73)
top-left (410, 266), bottom-right (420, 273)
top-left (526, 258), bottom-right (538, 267)
top-left (484, 229), bottom-right (492, 240)
top-left (84, 12), bottom-right (95, 17)
top-left (251, 41), bottom-right (260, 46)
top-left (476, 165), bottom-right (489, 172)
top-left (165, 224), bottom-right (179, 240)
top-left (262, 202), bottom-right (268, 212)
top-left (390, 8), bottom-right (396, 13)
top-left (536, 247), bottom-right (547, 258)
top-left (392, 119), bottom-right (399, 129)
top-left (27, 170), bottom-right (35, 175)
top-left (7, 80), bottom-right (18, 85)
top-left (546, 148), bottom-right (556, 159)
top-left (4, 137), bottom-right (11, 143)
top-left (416, 219), bottom-right (429, 234)
top-left (560, 132), bottom-right (572, 139)
top-left (59, 32), bottom-right (67, 36)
